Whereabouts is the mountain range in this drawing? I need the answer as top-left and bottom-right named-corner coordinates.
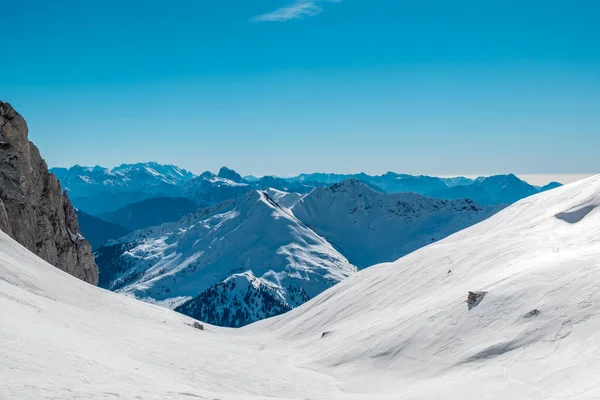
top-left (95, 190), bottom-right (357, 324)
top-left (51, 163), bottom-right (562, 216)
top-left (47, 161), bottom-right (564, 327)
top-left (94, 181), bottom-right (499, 326)
top-left (3, 174), bottom-right (599, 399)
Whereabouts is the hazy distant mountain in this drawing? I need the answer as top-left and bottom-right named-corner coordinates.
top-left (51, 163), bottom-right (195, 214)
top-left (51, 162), bottom-right (195, 195)
top-left (540, 181), bottom-right (563, 192)
top-left (75, 210), bottom-right (131, 250)
top-left (183, 170), bottom-right (251, 205)
top-left (217, 166), bottom-right (245, 183)
top-left (53, 162), bottom-right (561, 215)
top-left (98, 197), bottom-right (201, 231)
top-left (429, 174), bottom-right (558, 205)
top-left (439, 176), bottom-right (476, 187)
top-left (252, 176), bottom-right (336, 193)
top-left (285, 172), bottom-right (473, 194)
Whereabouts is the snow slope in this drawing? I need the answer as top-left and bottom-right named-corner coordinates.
top-left (95, 190), bottom-right (356, 320)
top-left (248, 174), bottom-right (600, 398)
top-left (0, 229), bottom-right (341, 400)
top-left (3, 175), bottom-right (600, 399)
top-left (292, 179), bottom-right (501, 267)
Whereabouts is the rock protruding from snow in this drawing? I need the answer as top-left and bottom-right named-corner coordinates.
top-left (0, 101), bottom-right (98, 284)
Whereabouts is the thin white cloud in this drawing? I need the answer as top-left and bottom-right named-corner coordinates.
top-left (251, 0), bottom-right (341, 22)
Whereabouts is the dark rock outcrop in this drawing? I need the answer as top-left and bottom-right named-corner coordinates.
top-left (0, 101), bottom-right (98, 284)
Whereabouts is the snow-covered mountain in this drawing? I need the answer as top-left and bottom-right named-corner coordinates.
top-left (429, 173), bottom-right (554, 205)
top-left (3, 175), bottom-right (599, 399)
top-left (94, 190), bottom-right (356, 325)
top-left (247, 174), bottom-right (600, 399)
top-left (51, 162), bottom-right (195, 195)
top-left (51, 163), bottom-right (196, 214)
top-left (292, 179), bottom-right (502, 268)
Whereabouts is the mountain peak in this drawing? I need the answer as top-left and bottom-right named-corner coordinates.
top-left (218, 166), bottom-right (244, 183)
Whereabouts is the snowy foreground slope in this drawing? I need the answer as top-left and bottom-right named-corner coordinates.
top-left (2, 175), bottom-right (600, 399)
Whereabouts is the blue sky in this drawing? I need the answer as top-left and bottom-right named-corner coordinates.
top-left (2, 0), bottom-right (599, 180)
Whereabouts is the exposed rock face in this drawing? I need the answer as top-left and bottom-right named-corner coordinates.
top-left (0, 101), bottom-right (98, 284)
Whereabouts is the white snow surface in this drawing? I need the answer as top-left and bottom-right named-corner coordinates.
top-left (2, 175), bottom-right (600, 399)
top-left (265, 187), bottom-right (306, 209)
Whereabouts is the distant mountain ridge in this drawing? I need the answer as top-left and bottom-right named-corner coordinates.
top-left (52, 163), bottom-right (563, 216)
top-left (51, 162), bottom-right (195, 195)
top-left (51, 163), bottom-right (196, 214)
top-left (429, 173), bottom-right (554, 206)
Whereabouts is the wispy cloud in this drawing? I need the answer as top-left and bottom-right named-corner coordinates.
top-left (251, 0), bottom-right (341, 23)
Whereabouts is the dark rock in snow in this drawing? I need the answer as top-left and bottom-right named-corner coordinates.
top-left (467, 291), bottom-right (486, 310)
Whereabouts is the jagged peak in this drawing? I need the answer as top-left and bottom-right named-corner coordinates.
top-left (199, 170), bottom-right (216, 179)
top-left (475, 173), bottom-right (525, 185)
top-left (0, 101), bottom-right (19, 121)
top-left (218, 166), bottom-right (244, 183)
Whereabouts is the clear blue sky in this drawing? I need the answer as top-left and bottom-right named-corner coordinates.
top-left (2, 0), bottom-right (599, 178)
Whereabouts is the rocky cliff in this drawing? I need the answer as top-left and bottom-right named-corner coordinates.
top-left (0, 101), bottom-right (98, 284)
